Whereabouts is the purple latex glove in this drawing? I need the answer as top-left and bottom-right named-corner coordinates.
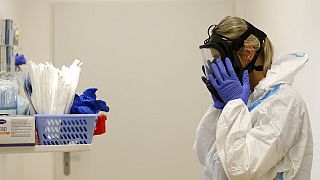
top-left (201, 65), bottom-right (225, 109)
top-left (209, 58), bottom-right (250, 105)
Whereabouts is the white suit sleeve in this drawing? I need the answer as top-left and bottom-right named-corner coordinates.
top-left (193, 106), bottom-right (221, 165)
top-left (216, 95), bottom-right (303, 180)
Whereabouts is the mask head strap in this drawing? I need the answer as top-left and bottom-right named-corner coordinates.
top-left (204, 25), bottom-right (217, 44)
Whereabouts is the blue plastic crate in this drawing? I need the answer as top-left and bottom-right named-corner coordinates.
top-left (35, 114), bottom-right (97, 145)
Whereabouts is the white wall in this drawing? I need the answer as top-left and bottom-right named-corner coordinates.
top-left (18, 0), bottom-right (233, 180)
top-left (52, 1), bottom-right (233, 180)
top-left (0, 0), bottom-right (22, 20)
top-left (19, 0), bottom-right (226, 64)
top-left (235, 0), bottom-right (320, 178)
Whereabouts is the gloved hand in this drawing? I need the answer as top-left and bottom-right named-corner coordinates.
top-left (201, 65), bottom-right (225, 109)
top-left (15, 54), bottom-right (26, 65)
top-left (208, 58), bottom-right (250, 105)
top-left (70, 88), bottom-right (109, 114)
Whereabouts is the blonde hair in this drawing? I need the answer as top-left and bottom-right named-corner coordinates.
top-left (211, 16), bottom-right (273, 74)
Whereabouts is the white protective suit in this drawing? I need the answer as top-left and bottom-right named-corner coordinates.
top-left (193, 52), bottom-right (313, 180)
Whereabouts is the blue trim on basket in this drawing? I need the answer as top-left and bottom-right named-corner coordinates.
top-left (248, 84), bottom-right (281, 112)
top-left (35, 114), bottom-right (97, 145)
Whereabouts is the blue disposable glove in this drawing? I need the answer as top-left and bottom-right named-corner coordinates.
top-left (15, 54), bottom-right (26, 65)
top-left (208, 58), bottom-right (250, 105)
top-left (201, 65), bottom-right (225, 109)
top-left (70, 88), bottom-right (109, 114)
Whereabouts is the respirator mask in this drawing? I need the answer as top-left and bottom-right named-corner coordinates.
top-left (199, 20), bottom-right (267, 102)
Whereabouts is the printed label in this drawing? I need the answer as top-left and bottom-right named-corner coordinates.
top-left (11, 119), bottom-right (32, 137)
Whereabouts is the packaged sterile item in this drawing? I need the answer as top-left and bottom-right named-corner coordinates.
top-left (0, 19), bottom-right (19, 78)
top-left (0, 19), bottom-right (17, 46)
top-left (0, 78), bottom-right (18, 115)
top-left (0, 116), bottom-right (35, 146)
top-left (0, 19), bottom-right (12, 76)
top-left (17, 95), bottom-right (30, 115)
top-left (0, 46), bottom-right (15, 77)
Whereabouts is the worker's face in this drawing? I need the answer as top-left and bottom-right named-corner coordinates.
top-left (237, 45), bottom-right (266, 91)
top-left (237, 45), bottom-right (255, 68)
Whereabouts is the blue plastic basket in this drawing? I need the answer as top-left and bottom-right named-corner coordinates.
top-left (35, 114), bottom-right (97, 145)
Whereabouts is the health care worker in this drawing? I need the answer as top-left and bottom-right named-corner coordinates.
top-left (193, 16), bottom-right (313, 180)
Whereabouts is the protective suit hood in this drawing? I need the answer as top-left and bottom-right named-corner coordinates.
top-left (252, 52), bottom-right (308, 99)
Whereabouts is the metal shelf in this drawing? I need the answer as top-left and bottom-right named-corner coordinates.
top-left (0, 144), bottom-right (91, 154)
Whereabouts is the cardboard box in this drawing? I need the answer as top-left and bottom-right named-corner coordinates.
top-left (0, 116), bottom-right (35, 146)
